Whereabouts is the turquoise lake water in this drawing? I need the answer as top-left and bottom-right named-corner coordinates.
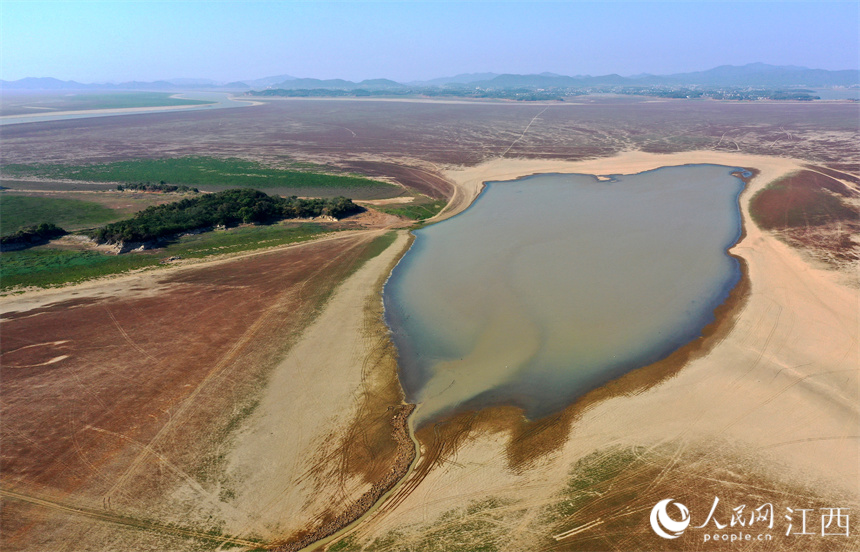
top-left (384, 164), bottom-right (746, 424)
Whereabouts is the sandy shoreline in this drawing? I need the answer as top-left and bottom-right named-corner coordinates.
top-left (343, 151), bottom-right (858, 548)
top-left (205, 230), bottom-right (415, 543)
top-left (441, 152), bottom-right (858, 479)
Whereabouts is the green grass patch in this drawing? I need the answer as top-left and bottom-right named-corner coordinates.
top-left (367, 498), bottom-right (508, 552)
top-left (1, 249), bottom-right (159, 290)
top-left (376, 199), bottom-right (447, 220)
top-left (0, 195), bottom-right (120, 236)
top-left (1, 157), bottom-right (397, 193)
top-left (328, 536), bottom-right (359, 551)
top-left (549, 447), bottom-right (645, 522)
top-left (354, 230), bottom-right (398, 261)
top-left (159, 223), bottom-right (330, 259)
top-left (1, 223), bottom-right (330, 291)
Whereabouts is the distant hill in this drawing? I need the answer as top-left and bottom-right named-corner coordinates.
top-left (411, 72), bottom-right (500, 86)
top-left (269, 77), bottom-right (407, 90)
top-left (167, 78), bottom-right (219, 86)
top-left (1, 77), bottom-right (90, 90)
top-left (1, 77), bottom-right (188, 91)
top-left (2, 64), bottom-right (857, 92)
top-left (463, 65), bottom-right (858, 89)
top-left (467, 73), bottom-right (631, 89)
top-left (244, 74), bottom-right (298, 88)
top-left (657, 63), bottom-right (860, 87)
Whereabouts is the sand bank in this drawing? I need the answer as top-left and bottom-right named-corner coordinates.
top-left (205, 230), bottom-right (413, 541)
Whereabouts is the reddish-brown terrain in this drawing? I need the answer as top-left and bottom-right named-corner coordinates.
top-left (0, 231), bottom-right (401, 549)
top-left (750, 167), bottom-right (859, 266)
top-left (1, 98), bottom-right (858, 551)
top-left (2, 97), bottom-right (858, 180)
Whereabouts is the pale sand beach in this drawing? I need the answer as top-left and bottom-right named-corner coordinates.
top-left (344, 151), bottom-right (859, 547)
top-left (210, 229), bottom-right (412, 540)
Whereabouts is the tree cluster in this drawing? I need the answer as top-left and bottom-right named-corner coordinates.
top-left (1, 223), bottom-right (67, 249)
top-left (117, 181), bottom-right (199, 193)
top-left (89, 189), bottom-right (361, 244)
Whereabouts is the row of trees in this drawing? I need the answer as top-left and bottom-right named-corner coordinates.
top-left (90, 189), bottom-right (361, 244)
top-left (117, 181), bottom-right (199, 193)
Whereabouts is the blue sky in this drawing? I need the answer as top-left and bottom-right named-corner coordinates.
top-left (2, 1), bottom-right (857, 82)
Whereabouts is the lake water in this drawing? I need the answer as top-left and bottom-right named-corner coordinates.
top-left (0, 92), bottom-right (254, 126)
top-left (384, 165), bottom-right (746, 424)
top-left (811, 88), bottom-right (860, 101)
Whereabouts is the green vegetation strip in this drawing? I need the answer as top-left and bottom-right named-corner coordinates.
top-left (376, 199), bottom-right (447, 221)
top-left (90, 188), bottom-right (359, 243)
top-left (0, 195), bottom-right (119, 236)
top-left (0, 223), bottom-right (330, 291)
top-left (1, 157), bottom-right (397, 191)
top-left (1, 249), bottom-right (158, 290)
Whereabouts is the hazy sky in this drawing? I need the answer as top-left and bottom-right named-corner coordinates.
top-left (2, 1), bottom-right (858, 83)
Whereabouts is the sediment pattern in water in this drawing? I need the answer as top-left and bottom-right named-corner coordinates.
top-left (385, 165), bottom-right (745, 423)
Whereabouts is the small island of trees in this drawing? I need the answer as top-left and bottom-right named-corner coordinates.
top-left (90, 188), bottom-right (362, 244)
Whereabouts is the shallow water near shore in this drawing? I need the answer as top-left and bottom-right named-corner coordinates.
top-left (385, 164), bottom-right (745, 424)
top-left (0, 92), bottom-right (252, 126)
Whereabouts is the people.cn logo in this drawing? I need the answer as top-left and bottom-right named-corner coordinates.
top-left (650, 499), bottom-right (691, 539)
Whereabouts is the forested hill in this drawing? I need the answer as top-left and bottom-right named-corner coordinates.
top-left (90, 189), bottom-right (361, 244)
